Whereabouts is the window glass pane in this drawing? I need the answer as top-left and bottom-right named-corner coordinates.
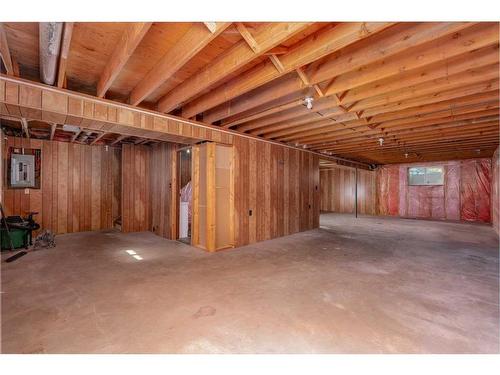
top-left (409, 167), bottom-right (426, 185)
top-left (425, 167), bottom-right (444, 185)
top-left (408, 166), bottom-right (443, 185)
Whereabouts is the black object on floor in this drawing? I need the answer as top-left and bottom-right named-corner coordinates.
top-left (5, 251), bottom-right (28, 263)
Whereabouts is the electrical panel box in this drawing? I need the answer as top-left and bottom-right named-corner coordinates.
top-left (10, 154), bottom-right (36, 188)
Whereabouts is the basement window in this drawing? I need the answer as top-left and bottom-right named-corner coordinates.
top-left (408, 166), bottom-right (444, 186)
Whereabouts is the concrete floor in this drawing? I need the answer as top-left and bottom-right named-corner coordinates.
top-left (1, 213), bottom-right (499, 354)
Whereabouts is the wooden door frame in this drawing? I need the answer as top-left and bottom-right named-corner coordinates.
top-left (172, 144), bottom-right (193, 242)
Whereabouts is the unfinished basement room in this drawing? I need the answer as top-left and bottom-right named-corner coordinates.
top-left (1, 14), bottom-right (499, 359)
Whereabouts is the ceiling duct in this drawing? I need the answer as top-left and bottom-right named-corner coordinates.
top-left (39, 22), bottom-right (63, 85)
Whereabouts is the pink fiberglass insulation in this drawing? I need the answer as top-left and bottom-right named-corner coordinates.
top-left (376, 158), bottom-right (491, 223)
top-left (460, 158), bottom-right (491, 222)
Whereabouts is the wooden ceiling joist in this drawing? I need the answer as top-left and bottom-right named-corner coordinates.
top-left (128, 22), bottom-right (231, 106)
top-left (339, 44), bottom-right (499, 106)
top-left (0, 23), bottom-right (15, 76)
top-left (329, 136), bottom-right (500, 159)
top-left (182, 22), bottom-right (394, 120)
top-left (315, 126), bottom-right (499, 153)
top-left (236, 23), bottom-right (260, 53)
top-left (203, 22), bottom-right (474, 124)
top-left (110, 134), bottom-right (128, 146)
top-left (281, 103), bottom-right (500, 143)
top-left (1, 21), bottom-right (498, 164)
top-left (304, 114), bottom-right (500, 148)
top-left (90, 132), bottom-right (106, 145)
top-left (203, 22), bottom-right (218, 33)
top-left (349, 64), bottom-right (499, 113)
top-left (20, 117), bottom-right (30, 138)
top-left (361, 79), bottom-right (499, 118)
top-left (49, 123), bottom-right (57, 140)
top-left (272, 94), bottom-right (500, 143)
top-left (96, 22), bottom-right (152, 98)
top-left (157, 22), bottom-right (313, 114)
top-left (268, 54), bottom-right (285, 73)
top-left (324, 23), bottom-right (499, 98)
top-left (222, 99), bottom-right (304, 128)
top-left (219, 25), bottom-right (500, 135)
top-left (70, 129), bottom-right (82, 142)
top-left (57, 22), bottom-right (74, 88)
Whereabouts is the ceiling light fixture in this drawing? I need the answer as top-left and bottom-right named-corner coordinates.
top-left (378, 137), bottom-right (384, 146)
top-left (304, 96), bottom-right (314, 110)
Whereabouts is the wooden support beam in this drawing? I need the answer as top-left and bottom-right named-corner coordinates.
top-left (203, 22), bottom-right (218, 33)
top-left (301, 111), bottom-right (500, 146)
top-left (181, 22), bottom-right (393, 119)
top-left (129, 22), bottom-right (230, 106)
top-left (236, 23), bottom-right (260, 53)
top-left (71, 129), bottom-right (82, 143)
top-left (324, 23), bottom-right (500, 97)
top-left (269, 54), bottom-right (285, 73)
top-left (157, 22), bottom-right (313, 114)
top-left (20, 118), bottom-right (30, 139)
top-left (295, 67), bottom-right (310, 86)
top-left (313, 85), bottom-right (325, 97)
top-left (202, 22), bottom-right (474, 124)
top-left (0, 23), bottom-right (14, 76)
top-left (11, 55), bottom-right (20, 77)
top-left (263, 46), bottom-right (288, 55)
top-left (110, 134), bottom-right (128, 146)
top-left (57, 22), bottom-right (74, 88)
top-left (134, 137), bottom-right (150, 145)
top-left (222, 99), bottom-right (304, 128)
top-left (50, 123), bottom-right (57, 140)
top-left (347, 63), bottom-right (500, 113)
top-left (362, 78), bottom-right (499, 118)
top-left (90, 132), bottom-right (106, 145)
top-left (276, 96), bottom-right (500, 142)
top-left (96, 22), bottom-right (152, 98)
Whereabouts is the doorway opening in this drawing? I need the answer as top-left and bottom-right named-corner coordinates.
top-left (177, 146), bottom-right (192, 244)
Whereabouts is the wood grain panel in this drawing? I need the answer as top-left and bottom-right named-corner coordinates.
top-left (121, 144), bottom-right (151, 232)
top-left (2, 137), bottom-right (121, 234)
top-left (232, 137), bottom-right (320, 247)
top-left (122, 137), bottom-right (321, 247)
top-left (150, 143), bottom-right (176, 239)
top-left (320, 165), bottom-right (376, 215)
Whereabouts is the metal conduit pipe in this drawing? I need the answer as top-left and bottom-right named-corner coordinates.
top-left (39, 22), bottom-right (63, 85)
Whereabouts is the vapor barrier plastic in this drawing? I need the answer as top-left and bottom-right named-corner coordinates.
top-left (376, 158), bottom-right (491, 223)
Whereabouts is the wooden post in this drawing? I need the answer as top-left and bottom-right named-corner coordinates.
top-left (191, 145), bottom-right (200, 246)
top-left (170, 145), bottom-right (178, 240)
top-left (355, 167), bottom-right (358, 218)
top-left (206, 142), bottom-right (216, 252)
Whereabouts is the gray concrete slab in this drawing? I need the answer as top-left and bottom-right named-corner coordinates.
top-left (1, 213), bottom-right (498, 353)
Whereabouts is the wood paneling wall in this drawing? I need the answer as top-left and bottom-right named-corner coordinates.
top-left (122, 139), bottom-right (321, 248)
top-left (320, 165), bottom-right (376, 215)
top-left (233, 137), bottom-right (320, 247)
top-left (122, 142), bottom-right (177, 237)
top-left (121, 144), bottom-right (151, 233)
top-left (2, 136), bottom-right (121, 234)
top-left (150, 143), bottom-right (176, 239)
